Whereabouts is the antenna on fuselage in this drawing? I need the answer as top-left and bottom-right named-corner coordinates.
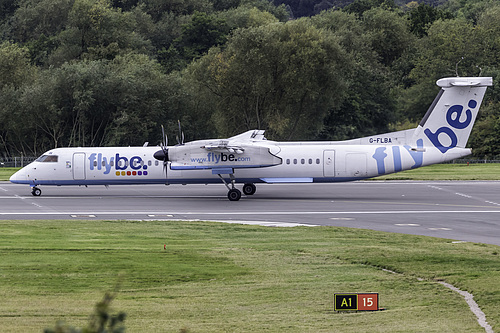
top-left (455, 57), bottom-right (464, 77)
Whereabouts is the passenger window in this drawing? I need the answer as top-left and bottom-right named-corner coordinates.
top-left (148, 160), bottom-right (152, 166)
top-left (110, 160), bottom-right (114, 167)
top-left (293, 159), bottom-right (297, 164)
top-left (301, 159), bottom-right (305, 165)
top-left (316, 158), bottom-right (320, 164)
top-left (308, 159), bottom-right (312, 164)
top-left (286, 159), bottom-right (290, 165)
top-left (155, 160), bottom-right (159, 166)
top-left (94, 161), bottom-right (98, 167)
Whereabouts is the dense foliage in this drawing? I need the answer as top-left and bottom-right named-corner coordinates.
top-left (1, 0), bottom-right (499, 158)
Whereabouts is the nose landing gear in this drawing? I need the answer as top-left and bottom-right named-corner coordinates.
top-left (31, 187), bottom-right (42, 196)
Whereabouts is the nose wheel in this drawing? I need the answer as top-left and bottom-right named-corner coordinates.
top-left (31, 187), bottom-right (42, 196)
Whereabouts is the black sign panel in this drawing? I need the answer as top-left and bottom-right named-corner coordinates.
top-left (334, 294), bottom-right (357, 311)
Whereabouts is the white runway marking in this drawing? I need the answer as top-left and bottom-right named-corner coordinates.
top-left (2, 210), bottom-right (500, 216)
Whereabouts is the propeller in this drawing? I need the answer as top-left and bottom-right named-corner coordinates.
top-left (153, 125), bottom-right (169, 178)
top-left (176, 120), bottom-right (185, 145)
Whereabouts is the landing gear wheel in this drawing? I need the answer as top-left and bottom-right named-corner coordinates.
top-left (31, 187), bottom-right (42, 196)
top-left (242, 183), bottom-right (256, 195)
top-left (227, 188), bottom-right (242, 201)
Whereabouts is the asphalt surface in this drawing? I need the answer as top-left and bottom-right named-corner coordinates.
top-left (1, 181), bottom-right (500, 246)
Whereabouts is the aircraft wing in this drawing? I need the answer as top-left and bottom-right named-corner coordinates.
top-left (156, 129), bottom-right (281, 171)
top-left (169, 143), bottom-right (281, 171)
top-left (200, 140), bottom-right (245, 154)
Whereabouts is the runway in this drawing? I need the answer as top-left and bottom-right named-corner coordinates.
top-left (1, 181), bottom-right (500, 246)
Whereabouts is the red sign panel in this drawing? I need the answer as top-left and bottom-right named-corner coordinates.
top-left (357, 293), bottom-right (378, 311)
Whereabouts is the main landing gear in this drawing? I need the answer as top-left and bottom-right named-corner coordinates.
top-left (217, 174), bottom-right (256, 201)
top-left (242, 183), bottom-right (256, 196)
top-left (31, 186), bottom-right (42, 196)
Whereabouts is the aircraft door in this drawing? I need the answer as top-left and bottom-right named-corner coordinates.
top-left (346, 153), bottom-right (367, 177)
top-left (323, 150), bottom-right (335, 177)
top-left (73, 153), bottom-right (86, 180)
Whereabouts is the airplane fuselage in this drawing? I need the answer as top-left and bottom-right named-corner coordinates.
top-left (10, 139), bottom-right (470, 187)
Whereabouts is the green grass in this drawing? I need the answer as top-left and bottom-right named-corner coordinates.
top-left (373, 163), bottom-right (500, 180)
top-left (2, 164), bottom-right (500, 181)
top-left (0, 167), bottom-right (18, 181)
top-left (0, 220), bottom-right (499, 332)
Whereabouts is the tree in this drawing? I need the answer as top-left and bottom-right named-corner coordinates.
top-left (138, 0), bottom-right (212, 21)
top-left (177, 11), bottom-right (228, 60)
top-left (402, 17), bottom-right (488, 121)
top-left (407, 3), bottom-right (453, 37)
top-left (48, 0), bottom-right (152, 65)
top-left (468, 101), bottom-right (500, 158)
top-left (343, 0), bottom-right (397, 17)
top-left (0, 0), bottom-right (17, 22)
top-left (313, 9), bottom-right (397, 140)
top-left (0, 41), bottom-right (36, 89)
top-left (362, 7), bottom-right (414, 67)
top-left (4, 0), bottom-right (73, 42)
top-left (185, 19), bottom-right (350, 140)
top-left (218, 5), bottom-right (279, 30)
top-left (2, 53), bottom-right (173, 155)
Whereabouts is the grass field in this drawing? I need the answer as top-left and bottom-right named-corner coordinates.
top-left (0, 167), bottom-right (17, 181)
top-left (373, 163), bottom-right (500, 181)
top-left (0, 220), bottom-right (499, 332)
top-left (2, 163), bottom-right (500, 181)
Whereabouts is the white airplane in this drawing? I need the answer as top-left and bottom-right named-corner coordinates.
top-left (10, 76), bottom-right (493, 201)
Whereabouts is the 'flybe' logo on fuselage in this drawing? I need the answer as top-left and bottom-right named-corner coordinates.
top-left (88, 153), bottom-right (148, 176)
top-left (424, 100), bottom-right (476, 153)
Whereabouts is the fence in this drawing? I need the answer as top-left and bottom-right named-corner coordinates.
top-left (0, 157), bottom-right (37, 168)
top-left (445, 159), bottom-right (500, 164)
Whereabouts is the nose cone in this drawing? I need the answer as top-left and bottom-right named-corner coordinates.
top-left (9, 168), bottom-right (28, 184)
top-left (153, 149), bottom-right (168, 161)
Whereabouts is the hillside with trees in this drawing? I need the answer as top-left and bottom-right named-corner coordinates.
top-left (1, 0), bottom-right (499, 158)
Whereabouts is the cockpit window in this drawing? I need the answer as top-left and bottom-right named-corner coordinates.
top-left (36, 155), bottom-right (58, 162)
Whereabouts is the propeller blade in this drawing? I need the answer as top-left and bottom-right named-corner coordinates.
top-left (157, 125), bottom-right (170, 181)
top-left (177, 119), bottom-right (184, 145)
top-left (161, 125), bottom-right (166, 147)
